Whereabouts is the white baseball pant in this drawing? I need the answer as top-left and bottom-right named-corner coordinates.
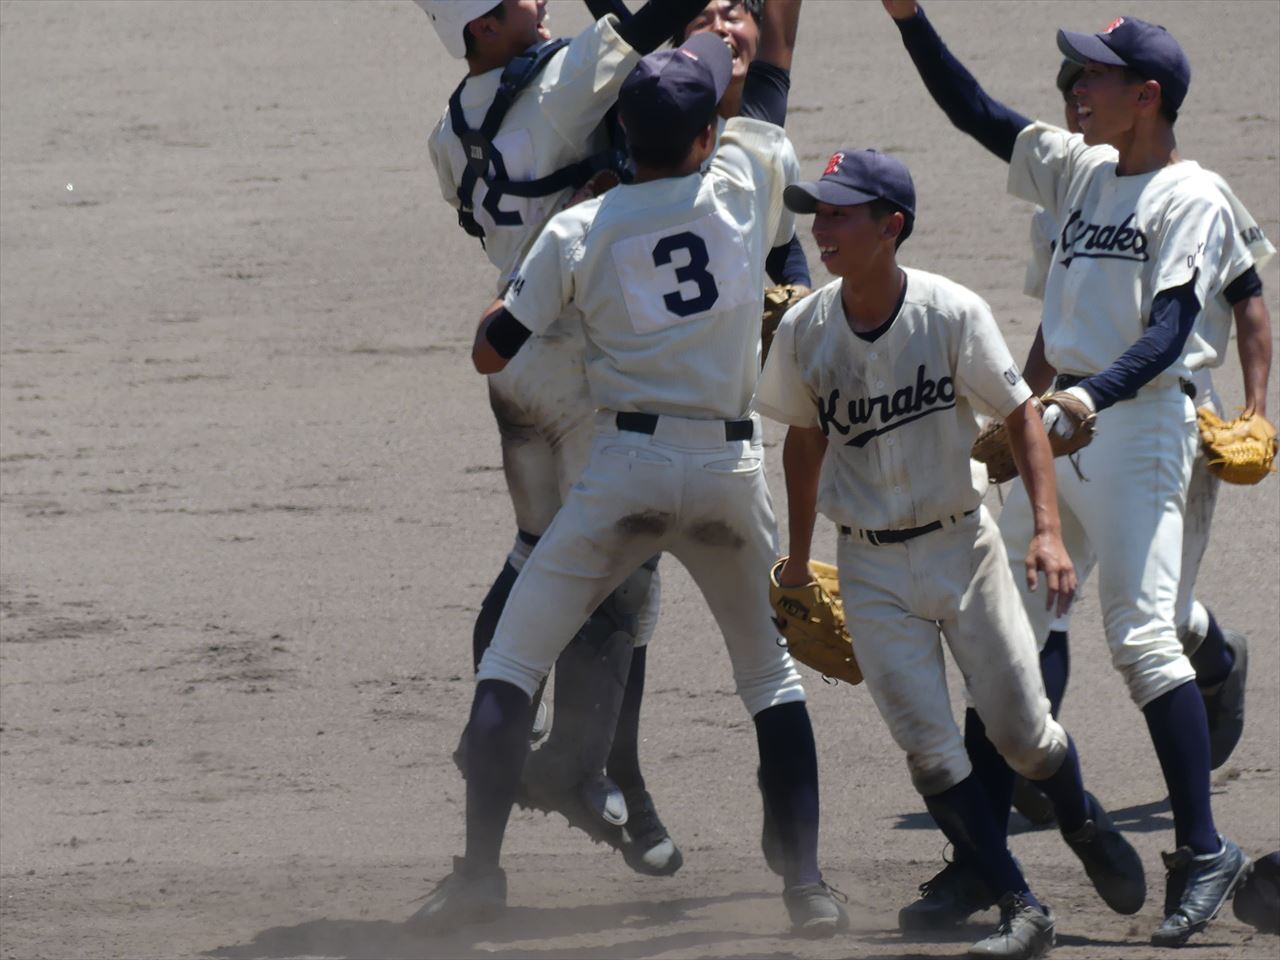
top-left (837, 506), bottom-right (1067, 798)
top-left (1000, 384), bottom-right (1198, 708)
top-left (478, 412), bottom-right (805, 717)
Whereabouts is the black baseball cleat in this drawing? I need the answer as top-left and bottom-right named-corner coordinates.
top-left (1060, 792), bottom-right (1146, 914)
top-left (1233, 851), bottom-right (1280, 934)
top-left (967, 893), bottom-right (1055, 959)
top-left (1012, 776), bottom-right (1056, 827)
top-left (620, 788), bottom-right (683, 876)
top-left (1202, 630), bottom-right (1248, 770)
top-left (899, 858), bottom-right (998, 930)
top-left (784, 878), bottom-right (850, 939)
top-left (406, 857), bottom-right (506, 936)
top-left (1151, 836), bottom-right (1249, 947)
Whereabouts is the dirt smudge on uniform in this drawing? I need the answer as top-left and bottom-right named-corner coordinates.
top-left (688, 520), bottom-right (744, 550)
top-left (615, 510), bottom-right (671, 537)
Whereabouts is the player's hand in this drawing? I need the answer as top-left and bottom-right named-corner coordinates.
top-left (1025, 532), bottom-right (1076, 617)
top-left (776, 555), bottom-right (813, 589)
top-left (881, 0), bottom-right (919, 20)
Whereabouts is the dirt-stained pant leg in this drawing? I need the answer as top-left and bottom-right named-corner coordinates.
top-left (479, 415), bottom-right (801, 715)
top-left (1177, 391), bottom-right (1223, 651)
top-left (940, 508), bottom-right (1066, 781)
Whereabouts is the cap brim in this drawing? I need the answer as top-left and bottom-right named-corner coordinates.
top-left (784, 180), bottom-right (879, 214)
top-left (1056, 28), bottom-right (1127, 67)
top-left (679, 31), bottom-right (733, 103)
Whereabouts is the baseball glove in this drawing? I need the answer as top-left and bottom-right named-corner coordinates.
top-left (1197, 407), bottom-right (1278, 485)
top-left (768, 557), bottom-right (862, 685)
top-left (970, 391), bottom-right (1098, 484)
top-left (761, 284), bottom-right (810, 362)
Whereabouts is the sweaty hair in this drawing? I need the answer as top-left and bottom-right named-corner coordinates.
top-left (867, 198), bottom-right (913, 249)
top-left (626, 123), bottom-right (705, 171)
top-left (463, 1), bottom-right (506, 60)
top-left (1120, 65), bottom-right (1178, 126)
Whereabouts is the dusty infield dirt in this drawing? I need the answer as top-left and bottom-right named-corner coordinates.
top-left (1, 2), bottom-right (1277, 959)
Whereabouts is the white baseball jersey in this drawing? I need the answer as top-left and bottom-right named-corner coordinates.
top-left (1008, 122), bottom-right (1237, 384)
top-left (755, 269), bottom-right (1032, 531)
top-left (1024, 171), bottom-right (1275, 380)
top-left (503, 117), bottom-right (788, 421)
top-left (427, 15), bottom-right (640, 294)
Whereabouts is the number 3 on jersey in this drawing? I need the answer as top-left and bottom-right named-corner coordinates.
top-left (653, 232), bottom-right (718, 317)
top-left (612, 212), bottom-right (755, 334)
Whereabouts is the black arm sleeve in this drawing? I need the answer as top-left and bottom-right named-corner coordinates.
top-left (485, 308), bottom-right (533, 360)
top-left (740, 60), bottom-right (791, 126)
top-left (584, 0), bottom-right (630, 21)
top-left (1223, 265), bottom-right (1263, 305)
top-left (1078, 280), bottom-right (1200, 410)
top-left (616, 0), bottom-right (709, 55)
top-left (894, 6), bottom-right (1031, 163)
top-left (766, 234), bottom-right (812, 287)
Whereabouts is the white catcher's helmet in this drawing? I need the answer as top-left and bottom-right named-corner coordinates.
top-left (413, 0), bottom-right (501, 59)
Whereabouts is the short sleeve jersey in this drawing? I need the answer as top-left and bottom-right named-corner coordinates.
top-left (1008, 122), bottom-right (1236, 385)
top-left (427, 16), bottom-right (640, 293)
top-left (755, 269), bottom-right (1032, 531)
top-left (503, 117), bottom-right (789, 420)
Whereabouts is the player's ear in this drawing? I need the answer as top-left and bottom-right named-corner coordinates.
top-left (882, 210), bottom-right (905, 246)
top-left (1135, 78), bottom-right (1162, 113)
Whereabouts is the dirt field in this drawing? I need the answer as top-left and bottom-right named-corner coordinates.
top-left (1, 2), bottom-right (1276, 958)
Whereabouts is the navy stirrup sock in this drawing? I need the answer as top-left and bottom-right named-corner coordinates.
top-left (1143, 680), bottom-right (1218, 854)
top-left (464, 679), bottom-right (533, 869)
top-left (1041, 630), bottom-right (1070, 717)
top-left (472, 562), bottom-right (520, 672)
top-left (755, 701), bottom-right (821, 886)
top-left (925, 775), bottom-right (1038, 908)
top-left (964, 708), bottom-right (1015, 837)
top-left (1190, 610), bottom-right (1234, 688)
top-left (1029, 736), bottom-right (1088, 835)
top-left (607, 645), bottom-right (647, 795)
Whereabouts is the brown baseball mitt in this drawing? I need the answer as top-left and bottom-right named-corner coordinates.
top-left (970, 391), bottom-right (1098, 484)
top-left (761, 284), bottom-right (810, 363)
top-left (768, 557), bottom-right (862, 686)
top-left (1197, 407), bottom-right (1278, 485)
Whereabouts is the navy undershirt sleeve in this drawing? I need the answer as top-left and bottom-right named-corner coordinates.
top-left (740, 60), bottom-right (791, 126)
top-left (485, 308), bottom-right (533, 359)
top-left (895, 6), bottom-right (1031, 163)
top-left (1223, 265), bottom-right (1262, 305)
top-left (616, 0), bottom-right (709, 55)
top-left (1078, 280), bottom-right (1201, 410)
top-left (584, 0), bottom-right (630, 21)
top-left (766, 234), bottom-right (812, 287)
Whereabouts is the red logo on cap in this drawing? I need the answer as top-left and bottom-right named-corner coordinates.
top-left (1102, 16), bottom-right (1125, 33)
top-left (823, 152), bottom-right (845, 176)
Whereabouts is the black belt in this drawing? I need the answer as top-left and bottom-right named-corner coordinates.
top-left (1055, 374), bottom-right (1195, 402)
top-left (615, 412), bottom-right (753, 442)
top-left (840, 509), bottom-right (976, 546)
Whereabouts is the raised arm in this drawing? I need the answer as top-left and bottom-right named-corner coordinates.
top-left (757, 0), bottom-right (801, 73)
top-left (615, 0), bottom-right (711, 55)
top-left (882, 0), bottom-right (1031, 163)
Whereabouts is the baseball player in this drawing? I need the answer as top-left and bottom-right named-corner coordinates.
top-left (1011, 57), bottom-right (1275, 828)
top-left (884, 1), bottom-right (1255, 946)
top-left (419, 0), bottom-right (711, 874)
top-left (409, 32), bottom-right (850, 939)
top-left (757, 147), bottom-right (1146, 960)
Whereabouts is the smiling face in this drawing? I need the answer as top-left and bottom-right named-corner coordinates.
top-left (682, 0), bottom-right (759, 85)
top-left (810, 201), bottom-right (899, 279)
top-left (1072, 61), bottom-right (1146, 146)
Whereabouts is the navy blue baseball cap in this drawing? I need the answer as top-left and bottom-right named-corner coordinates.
top-left (618, 32), bottom-right (732, 151)
top-left (784, 149), bottom-right (916, 240)
top-left (1057, 16), bottom-right (1190, 113)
